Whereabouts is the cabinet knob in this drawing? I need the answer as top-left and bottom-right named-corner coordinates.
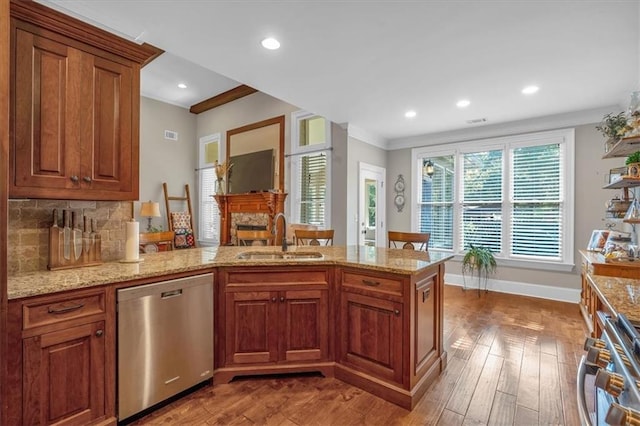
top-left (280, 296), bottom-right (285, 303)
top-left (95, 329), bottom-right (104, 337)
top-left (83, 176), bottom-right (92, 183)
top-left (271, 297), bottom-right (277, 303)
top-left (70, 175), bottom-right (79, 183)
top-left (394, 309), bottom-right (400, 316)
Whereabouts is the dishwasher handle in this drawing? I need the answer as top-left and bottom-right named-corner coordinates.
top-left (161, 289), bottom-right (183, 299)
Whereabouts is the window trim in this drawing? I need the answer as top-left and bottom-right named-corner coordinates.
top-left (197, 133), bottom-right (221, 245)
top-left (289, 110), bottom-right (332, 228)
top-left (411, 128), bottom-right (575, 271)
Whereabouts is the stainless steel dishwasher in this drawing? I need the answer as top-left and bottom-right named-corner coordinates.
top-left (117, 273), bottom-right (213, 421)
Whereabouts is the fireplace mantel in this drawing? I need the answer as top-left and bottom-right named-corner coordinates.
top-left (214, 192), bottom-right (287, 245)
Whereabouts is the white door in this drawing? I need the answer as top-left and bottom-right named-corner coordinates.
top-left (358, 163), bottom-right (386, 247)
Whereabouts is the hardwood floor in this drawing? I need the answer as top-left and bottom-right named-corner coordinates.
top-left (129, 285), bottom-right (588, 425)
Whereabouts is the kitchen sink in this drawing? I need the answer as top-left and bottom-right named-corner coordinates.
top-left (237, 251), bottom-right (323, 260)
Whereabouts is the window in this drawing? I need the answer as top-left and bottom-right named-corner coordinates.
top-left (414, 129), bottom-right (574, 270)
top-left (290, 111), bottom-right (331, 228)
top-left (198, 134), bottom-right (221, 245)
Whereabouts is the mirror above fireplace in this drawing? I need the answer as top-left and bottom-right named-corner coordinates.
top-left (226, 115), bottom-right (285, 194)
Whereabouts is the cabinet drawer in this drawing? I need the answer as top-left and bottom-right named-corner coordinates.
top-left (23, 291), bottom-right (106, 330)
top-left (341, 270), bottom-right (403, 297)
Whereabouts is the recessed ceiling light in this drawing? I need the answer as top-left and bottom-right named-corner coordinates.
top-left (456, 99), bottom-right (471, 108)
top-left (405, 110), bottom-right (417, 118)
top-left (177, 83), bottom-right (187, 89)
top-left (522, 85), bottom-right (539, 95)
top-left (261, 37), bottom-right (280, 50)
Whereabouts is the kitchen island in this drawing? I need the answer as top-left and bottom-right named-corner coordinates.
top-left (7, 246), bottom-right (452, 424)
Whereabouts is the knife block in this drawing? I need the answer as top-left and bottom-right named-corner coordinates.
top-left (48, 211), bottom-right (103, 271)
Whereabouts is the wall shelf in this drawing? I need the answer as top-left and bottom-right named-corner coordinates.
top-left (603, 177), bottom-right (640, 189)
top-left (603, 136), bottom-right (640, 159)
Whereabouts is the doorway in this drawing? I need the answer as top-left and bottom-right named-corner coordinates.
top-left (358, 163), bottom-right (385, 247)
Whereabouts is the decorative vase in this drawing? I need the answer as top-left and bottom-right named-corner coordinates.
top-left (216, 178), bottom-right (225, 195)
top-left (628, 91), bottom-right (640, 116)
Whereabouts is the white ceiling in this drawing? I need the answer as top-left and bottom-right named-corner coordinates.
top-left (37, 1), bottom-right (640, 145)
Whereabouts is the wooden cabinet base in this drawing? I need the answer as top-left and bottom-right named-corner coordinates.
top-left (214, 362), bottom-right (335, 384)
top-left (335, 351), bottom-right (447, 410)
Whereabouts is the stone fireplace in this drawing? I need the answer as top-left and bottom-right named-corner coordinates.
top-left (214, 192), bottom-right (287, 245)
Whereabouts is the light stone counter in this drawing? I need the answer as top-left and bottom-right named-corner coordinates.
top-left (8, 245), bottom-right (453, 300)
top-left (587, 274), bottom-right (640, 323)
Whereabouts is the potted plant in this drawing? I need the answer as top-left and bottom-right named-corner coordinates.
top-left (596, 112), bottom-right (628, 140)
top-left (461, 244), bottom-right (497, 295)
top-left (626, 151), bottom-right (640, 177)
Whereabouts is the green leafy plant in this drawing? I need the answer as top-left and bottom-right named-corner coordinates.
top-left (461, 244), bottom-right (497, 295)
top-left (596, 112), bottom-right (628, 139)
top-left (627, 151), bottom-right (640, 165)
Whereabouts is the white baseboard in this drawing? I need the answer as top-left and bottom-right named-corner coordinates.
top-left (445, 273), bottom-right (580, 304)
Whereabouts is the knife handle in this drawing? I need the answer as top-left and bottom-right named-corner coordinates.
top-left (63, 210), bottom-right (70, 228)
top-left (52, 209), bottom-right (59, 227)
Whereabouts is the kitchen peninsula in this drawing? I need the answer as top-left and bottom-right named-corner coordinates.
top-left (7, 246), bottom-right (452, 424)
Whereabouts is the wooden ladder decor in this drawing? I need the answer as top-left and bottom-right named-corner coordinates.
top-left (162, 182), bottom-right (197, 248)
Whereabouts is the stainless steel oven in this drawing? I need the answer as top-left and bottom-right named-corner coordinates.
top-left (578, 312), bottom-right (640, 425)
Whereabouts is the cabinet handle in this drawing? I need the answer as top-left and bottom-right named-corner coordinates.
top-left (394, 309), bottom-right (400, 316)
top-left (280, 296), bottom-right (285, 302)
top-left (69, 175), bottom-right (79, 183)
top-left (83, 176), bottom-right (92, 183)
top-left (48, 302), bottom-right (84, 314)
top-left (362, 279), bottom-right (380, 287)
top-left (95, 329), bottom-right (104, 337)
top-left (272, 297), bottom-right (277, 302)
top-left (422, 288), bottom-right (431, 302)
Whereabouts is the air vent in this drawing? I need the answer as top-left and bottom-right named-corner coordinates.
top-left (466, 118), bottom-right (488, 124)
top-left (164, 130), bottom-right (178, 141)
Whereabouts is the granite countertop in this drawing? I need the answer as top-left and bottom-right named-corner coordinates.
top-left (8, 245), bottom-right (453, 300)
top-left (588, 274), bottom-right (640, 323)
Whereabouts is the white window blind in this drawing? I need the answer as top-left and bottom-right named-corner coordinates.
top-left (510, 143), bottom-right (561, 259)
top-left (419, 156), bottom-right (454, 250)
top-left (299, 153), bottom-right (327, 226)
top-left (199, 168), bottom-right (219, 244)
top-left (461, 150), bottom-right (503, 254)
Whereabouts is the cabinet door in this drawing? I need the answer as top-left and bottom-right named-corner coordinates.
top-left (80, 54), bottom-right (136, 196)
top-left (23, 321), bottom-right (105, 426)
top-left (12, 29), bottom-right (80, 194)
top-left (225, 291), bottom-right (279, 365)
top-left (339, 291), bottom-right (403, 384)
top-left (415, 277), bottom-right (437, 378)
top-left (280, 289), bottom-right (329, 362)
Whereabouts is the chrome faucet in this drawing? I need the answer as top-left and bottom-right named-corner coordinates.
top-left (273, 212), bottom-right (288, 251)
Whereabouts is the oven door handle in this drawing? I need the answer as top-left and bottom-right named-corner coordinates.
top-left (577, 355), bottom-right (594, 426)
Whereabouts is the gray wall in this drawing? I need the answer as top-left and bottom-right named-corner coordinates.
top-left (195, 91), bottom-right (299, 216)
top-left (139, 97), bottom-right (197, 231)
top-left (330, 124), bottom-right (349, 245)
top-left (346, 136), bottom-right (387, 244)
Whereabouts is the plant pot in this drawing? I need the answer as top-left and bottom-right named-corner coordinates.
top-left (628, 162), bottom-right (640, 178)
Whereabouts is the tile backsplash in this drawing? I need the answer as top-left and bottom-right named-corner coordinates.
top-left (8, 199), bottom-right (133, 274)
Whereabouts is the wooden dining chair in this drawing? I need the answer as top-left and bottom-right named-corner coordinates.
top-left (295, 229), bottom-right (334, 246)
top-left (236, 230), bottom-right (275, 246)
top-left (388, 231), bottom-right (430, 251)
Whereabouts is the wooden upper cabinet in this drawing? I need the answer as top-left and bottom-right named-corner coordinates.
top-left (9, 0), bottom-right (158, 200)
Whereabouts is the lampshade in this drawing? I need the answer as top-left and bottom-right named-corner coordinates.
top-left (140, 201), bottom-right (161, 218)
top-left (422, 159), bottom-right (434, 178)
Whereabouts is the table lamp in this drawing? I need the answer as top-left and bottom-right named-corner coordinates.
top-left (140, 201), bottom-right (161, 232)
